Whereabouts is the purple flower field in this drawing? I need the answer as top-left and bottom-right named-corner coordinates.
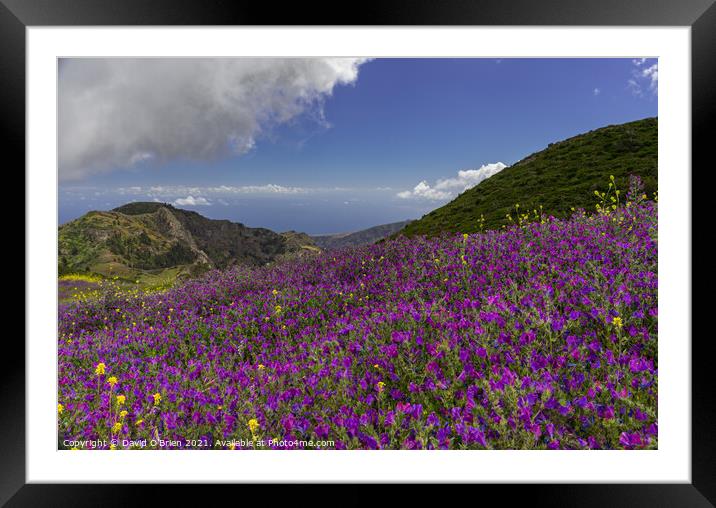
top-left (58, 197), bottom-right (657, 450)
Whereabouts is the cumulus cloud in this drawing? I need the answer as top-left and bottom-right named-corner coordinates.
top-left (174, 196), bottom-right (211, 206)
top-left (59, 58), bottom-right (368, 180)
top-left (397, 181), bottom-right (451, 201)
top-left (628, 58), bottom-right (658, 97)
top-left (642, 64), bottom-right (658, 90)
top-left (397, 162), bottom-right (507, 201)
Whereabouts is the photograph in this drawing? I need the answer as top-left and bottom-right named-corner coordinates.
top-left (56, 57), bottom-right (659, 451)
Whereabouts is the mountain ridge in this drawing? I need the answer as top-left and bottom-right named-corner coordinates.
top-left (58, 202), bottom-right (319, 282)
top-left (311, 220), bottom-right (414, 250)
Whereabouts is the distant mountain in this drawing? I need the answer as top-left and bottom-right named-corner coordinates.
top-left (58, 202), bottom-right (319, 281)
top-left (311, 220), bottom-right (414, 250)
top-left (398, 117), bottom-right (657, 237)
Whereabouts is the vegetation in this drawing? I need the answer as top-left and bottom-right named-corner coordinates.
top-left (57, 203), bottom-right (321, 293)
top-left (399, 117), bottom-right (657, 236)
top-left (58, 178), bottom-right (657, 450)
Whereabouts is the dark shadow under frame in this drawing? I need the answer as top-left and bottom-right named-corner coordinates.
top-left (5, 0), bottom-right (713, 505)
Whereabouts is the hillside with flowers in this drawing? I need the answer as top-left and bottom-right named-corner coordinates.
top-left (58, 175), bottom-right (657, 450)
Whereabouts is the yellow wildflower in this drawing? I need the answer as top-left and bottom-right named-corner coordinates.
top-left (119, 410), bottom-right (128, 419)
top-left (94, 362), bottom-right (106, 376)
top-left (153, 392), bottom-right (161, 405)
top-left (612, 316), bottom-right (623, 328)
top-left (248, 418), bottom-right (260, 434)
top-left (275, 305), bottom-right (282, 314)
top-left (116, 394), bottom-right (126, 405)
top-left (107, 376), bottom-right (118, 387)
top-left (57, 403), bottom-right (64, 414)
top-left (109, 444), bottom-right (117, 450)
top-left (377, 381), bottom-right (386, 392)
top-left (135, 419), bottom-right (144, 426)
top-left (111, 422), bottom-right (122, 433)
top-left (258, 364), bottom-right (265, 370)
top-left (272, 289), bottom-right (278, 296)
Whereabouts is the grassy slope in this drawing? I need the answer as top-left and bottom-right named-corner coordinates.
top-left (58, 204), bottom-right (320, 298)
top-left (58, 210), bottom-right (204, 289)
top-left (58, 211), bottom-right (181, 274)
top-left (400, 117), bottom-right (657, 236)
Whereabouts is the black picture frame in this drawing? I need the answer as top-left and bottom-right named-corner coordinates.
top-left (6, 0), bottom-right (712, 505)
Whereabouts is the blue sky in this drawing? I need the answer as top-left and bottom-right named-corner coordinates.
top-left (59, 58), bottom-right (657, 234)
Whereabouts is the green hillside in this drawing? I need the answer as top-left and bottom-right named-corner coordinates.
top-left (58, 203), bottom-right (319, 286)
top-left (399, 117), bottom-right (657, 236)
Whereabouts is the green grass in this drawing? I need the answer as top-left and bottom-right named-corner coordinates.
top-left (57, 266), bottom-right (195, 304)
top-left (58, 208), bottom-right (201, 279)
top-left (399, 117), bottom-right (657, 236)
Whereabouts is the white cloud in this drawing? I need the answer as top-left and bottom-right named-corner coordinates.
top-left (397, 162), bottom-right (507, 201)
top-left (59, 58), bottom-right (368, 180)
top-left (641, 64), bottom-right (658, 90)
top-left (593, 88), bottom-right (601, 96)
top-left (397, 181), bottom-right (452, 201)
top-left (628, 59), bottom-right (658, 97)
top-left (141, 184), bottom-right (310, 199)
top-left (211, 184), bottom-right (308, 195)
top-left (63, 182), bottom-right (397, 212)
top-left (128, 152), bottom-right (154, 166)
top-left (174, 196), bottom-right (211, 206)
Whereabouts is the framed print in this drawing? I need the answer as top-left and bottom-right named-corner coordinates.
top-left (7, 0), bottom-right (713, 505)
